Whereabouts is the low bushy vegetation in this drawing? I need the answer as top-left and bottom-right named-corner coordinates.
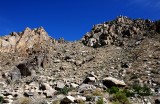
top-left (107, 87), bottom-right (130, 104)
top-left (96, 97), bottom-right (104, 104)
top-left (106, 84), bottom-right (152, 104)
top-left (132, 84), bottom-right (152, 96)
top-left (106, 86), bottom-right (120, 94)
top-left (57, 86), bottom-right (71, 95)
top-left (112, 91), bottom-right (130, 104)
top-left (0, 96), bottom-right (3, 104)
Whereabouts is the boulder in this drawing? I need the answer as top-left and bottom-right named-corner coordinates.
top-left (40, 83), bottom-right (53, 91)
top-left (53, 59), bottom-right (61, 63)
top-left (70, 83), bottom-right (79, 88)
top-left (78, 84), bottom-right (96, 93)
top-left (56, 82), bottom-right (65, 89)
top-left (83, 72), bottom-right (97, 84)
top-left (103, 77), bottom-right (126, 88)
top-left (83, 77), bottom-right (96, 84)
top-left (61, 96), bottom-right (75, 103)
top-left (23, 91), bottom-right (34, 97)
top-left (43, 89), bottom-right (55, 98)
top-left (75, 95), bottom-right (86, 102)
top-left (10, 66), bottom-right (21, 81)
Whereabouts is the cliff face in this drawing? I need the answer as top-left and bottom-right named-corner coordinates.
top-left (0, 27), bottom-right (55, 55)
top-left (0, 17), bottom-right (160, 104)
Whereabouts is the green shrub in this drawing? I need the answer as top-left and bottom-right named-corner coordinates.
top-left (112, 92), bottom-right (130, 104)
top-left (0, 96), bottom-right (3, 104)
top-left (106, 85), bottom-right (152, 104)
top-left (106, 87), bottom-right (134, 97)
top-left (57, 86), bottom-right (70, 95)
top-left (106, 87), bottom-right (131, 104)
top-left (106, 87), bottom-right (120, 94)
top-left (132, 84), bottom-right (152, 96)
top-left (96, 97), bottom-right (104, 104)
top-left (123, 89), bottom-right (134, 97)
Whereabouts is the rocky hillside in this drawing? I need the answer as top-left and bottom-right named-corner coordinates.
top-left (0, 16), bottom-right (160, 104)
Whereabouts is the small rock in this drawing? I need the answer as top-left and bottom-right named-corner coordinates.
top-left (24, 91), bottom-right (34, 97)
top-left (61, 96), bottom-right (75, 103)
top-left (43, 89), bottom-right (55, 98)
top-left (56, 94), bottom-right (66, 100)
top-left (75, 60), bottom-right (83, 66)
top-left (40, 83), bottom-right (53, 91)
top-left (75, 95), bottom-right (86, 101)
top-left (53, 59), bottom-right (61, 63)
top-left (83, 77), bottom-right (96, 84)
top-left (78, 84), bottom-right (96, 92)
top-left (70, 83), bottom-right (79, 88)
top-left (56, 82), bottom-right (65, 89)
top-left (155, 98), bottom-right (160, 104)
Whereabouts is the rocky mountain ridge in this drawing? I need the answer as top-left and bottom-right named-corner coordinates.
top-left (82, 16), bottom-right (160, 47)
top-left (0, 16), bottom-right (160, 104)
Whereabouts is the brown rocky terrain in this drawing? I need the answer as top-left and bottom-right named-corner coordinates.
top-left (0, 16), bottom-right (160, 104)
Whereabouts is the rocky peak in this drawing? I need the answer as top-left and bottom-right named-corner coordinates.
top-left (0, 27), bottom-right (55, 55)
top-left (24, 27), bottom-right (31, 33)
top-left (82, 16), bottom-right (159, 48)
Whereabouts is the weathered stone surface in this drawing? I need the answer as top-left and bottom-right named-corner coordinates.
top-left (43, 89), bottom-right (55, 98)
top-left (78, 84), bottom-right (96, 92)
top-left (70, 83), bottom-right (79, 88)
top-left (56, 82), bottom-right (65, 89)
top-left (61, 96), bottom-right (75, 103)
top-left (75, 95), bottom-right (86, 102)
top-left (0, 27), bottom-right (55, 55)
top-left (103, 77), bottom-right (126, 88)
top-left (23, 91), bottom-right (34, 97)
top-left (10, 66), bottom-right (21, 81)
top-left (83, 77), bottom-right (96, 84)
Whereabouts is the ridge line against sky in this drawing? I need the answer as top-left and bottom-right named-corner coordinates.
top-left (0, 0), bottom-right (159, 41)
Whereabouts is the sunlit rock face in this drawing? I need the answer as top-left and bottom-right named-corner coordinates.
top-left (0, 27), bottom-right (55, 55)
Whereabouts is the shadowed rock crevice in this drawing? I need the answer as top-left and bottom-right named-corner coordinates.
top-left (17, 63), bottom-right (31, 77)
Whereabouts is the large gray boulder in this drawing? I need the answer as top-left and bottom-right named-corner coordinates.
top-left (10, 66), bottom-right (21, 81)
top-left (103, 77), bottom-right (126, 88)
